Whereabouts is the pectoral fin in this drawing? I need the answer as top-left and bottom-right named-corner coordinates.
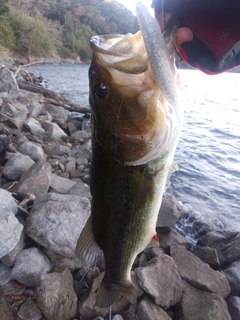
top-left (75, 216), bottom-right (102, 268)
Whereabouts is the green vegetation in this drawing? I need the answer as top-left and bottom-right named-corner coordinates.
top-left (0, 0), bottom-right (138, 61)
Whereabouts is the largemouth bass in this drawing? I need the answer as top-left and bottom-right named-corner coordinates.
top-left (76, 1), bottom-right (183, 308)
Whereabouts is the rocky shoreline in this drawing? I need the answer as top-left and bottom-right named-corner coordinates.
top-left (0, 62), bottom-right (240, 320)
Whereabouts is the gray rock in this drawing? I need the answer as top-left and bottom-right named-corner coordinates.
top-left (18, 141), bottom-right (45, 161)
top-left (26, 100), bottom-right (42, 118)
top-left (157, 195), bottom-right (180, 227)
top-left (50, 173), bottom-right (76, 193)
top-left (25, 193), bottom-right (90, 257)
top-left (2, 153), bottom-right (34, 180)
top-left (0, 211), bottom-right (23, 258)
top-left (193, 246), bottom-right (220, 269)
top-left (170, 245), bottom-right (230, 298)
top-left (0, 263), bottom-right (11, 286)
top-left (1, 231), bottom-right (26, 266)
top-left (222, 262), bottom-right (240, 296)
top-left (17, 299), bottom-right (43, 320)
top-left (24, 117), bottom-right (46, 138)
top-left (112, 315), bottom-right (123, 320)
top-left (42, 121), bottom-right (67, 141)
top-left (137, 297), bottom-right (172, 320)
top-left (0, 295), bottom-right (14, 320)
top-left (66, 159), bottom-right (76, 173)
top-left (68, 181), bottom-right (91, 198)
top-left (43, 104), bottom-right (70, 125)
top-left (13, 160), bottom-right (51, 197)
top-left (157, 227), bottom-right (192, 251)
top-left (0, 189), bottom-right (18, 216)
top-left (44, 247), bottom-right (76, 270)
top-left (0, 101), bottom-right (28, 130)
top-left (69, 145), bottom-right (91, 160)
top-left (135, 254), bottom-right (183, 309)
top-left (43, 143), bottom-right (71, 156)
top-left (175, 281), bottom-right (231, 320)
top-left (0, 67), bottom-right (20, 100)
top-left (226, 296), bottom-right (240, 320)
top-left (76, 157), bottom-right (88, 166)
top-left (198, 229), bottom-right (240, 266)
top-left (35, 269), bottom-right (77, 320)
top-left (70, 130), bottom-right (89, 142)
top-left (11, 248), bottom-right (51, 287)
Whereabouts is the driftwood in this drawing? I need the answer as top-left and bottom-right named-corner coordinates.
top-left (17, 80), bottom-right (90, 114)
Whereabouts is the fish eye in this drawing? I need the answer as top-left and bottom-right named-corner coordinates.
top-left (94, 82), bottom-right (108, 99)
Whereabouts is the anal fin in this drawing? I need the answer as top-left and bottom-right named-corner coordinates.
top-left (75, 216), bottom-right (102, 268)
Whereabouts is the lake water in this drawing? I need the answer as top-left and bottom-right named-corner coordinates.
top-left (27, 64), bottom-right (240, 232)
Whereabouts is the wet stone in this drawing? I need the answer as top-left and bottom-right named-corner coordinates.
top-left (226, 295), bottom-right (240, 320)
top-left (222, 262), bottom-right (240, 296)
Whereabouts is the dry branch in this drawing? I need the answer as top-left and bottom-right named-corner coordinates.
top-left (17, 80), bottom-right (90, 114)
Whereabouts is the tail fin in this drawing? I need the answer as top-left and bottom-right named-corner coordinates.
top-left (95, 281), bottom-right (137, 308)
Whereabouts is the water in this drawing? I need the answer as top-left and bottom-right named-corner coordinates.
top-left (27, 64), bottom-right (240, 232)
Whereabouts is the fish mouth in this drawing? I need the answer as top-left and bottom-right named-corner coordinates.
top-left (90, 32), bottom-right (149, 75)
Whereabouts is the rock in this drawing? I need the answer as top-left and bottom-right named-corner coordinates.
top-left (42, 121), bottom-right (67, 141)
top-left (1, 231), bottom-right (26, 266)
top-left (2, 153), bottom-right (34, 180)
top-left (66, 159), bottom-right (76, 172)
top-left (0, 67), bottom-right (20, 100)
top-left (0, 191), bottom-right (23, 258)
top-left (69, 145), bottom-right (91, 160)
top-left (222, 262), bottom-right (240, 296)
top-left (44, 248), bottom-right (76, 270)
top-left (17, 299), bottom-right (43, 320)
top-left (135, 254), bottom-right (183, 309)
top-left (0, 263), bottom-right (11, 286)
top-left (0, 101), bottom-right (28, 130)
top-left (68, 181), bottom-right (91, 199)
top-left (198, 229), bottom-right (240, 266)
top-left (70, 130), bottom-right (89, 142)
top-left (79, 272), bottom-right (130, 320)
top-left (24, 117), bottom-right (46, 138)
top-left (175, 281), bottom-right (231, 320)
top-left (43, 143), bottom-right (71, 156)
top-left (112, 315), bottom-right (124, 320)
top-left (76, 157), bottom-right (88, 166)
top-left (25, 193), bottom-right (90, 257)
top-left (70, 169), bottom-right (82, 179)
top-left (12, 160), bottom-right (51, 197)
top-left (26, 100), bottom-right (42, 118)
top-left (157, 195), bottom-right (180, 227)
top-left (193, 246), bottom-right (220, 269)
top-left (226, 296), bottom-right (240, 320)
top-left (50, 173), bottom-right (76, 193)
top-left (43, 104), bottom-right (70, 125)
top-left (18, 141), bottom-right (45, 161)
top-left (11, 248), bottom-right (51, 287)
top-left (157, 227), bottom-right (192, 251)
top-left (35, 269), bottom-right (77, 320)
top-left (0, 135), bottom-right (16, 165)
top-left (0, 295), bottom-right (14, 320)
top-left (136, 297), bottom-right (172, 320)
top-left (170, 245), bottom-right (230, 298)
top-left (0, 189), bottom-right (18, 216)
